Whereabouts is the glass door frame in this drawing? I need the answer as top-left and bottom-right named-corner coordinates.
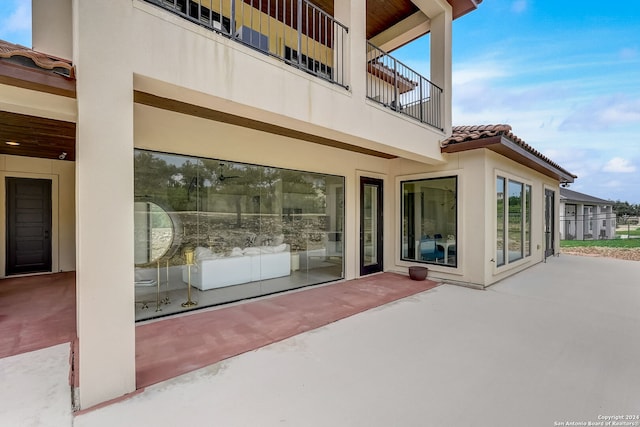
top-left (360, 176), bottom-right (384, 275)
top-left (545, 188), bottom-right (555, 258)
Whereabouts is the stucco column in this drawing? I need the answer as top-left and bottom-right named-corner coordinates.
top-left (73, 0), bottom-right (135, 409)
top-left (333, 0), bottom-right (366, 281)
top-left (334, 0), bottom-right (367, 100)
top-left (429, 7), bottom-right (452, 136)
top-left (410, 0), bottom-right (452, 135)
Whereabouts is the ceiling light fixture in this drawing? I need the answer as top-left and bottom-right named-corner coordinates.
top-left (5, 141), bottom-right (20, 146)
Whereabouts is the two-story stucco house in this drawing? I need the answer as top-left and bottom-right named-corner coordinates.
top-left (0, 0), bottom-right (576, 409)
top-left (559, 188), bottom-right (616, 240)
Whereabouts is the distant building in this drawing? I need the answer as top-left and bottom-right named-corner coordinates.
top-left (560, 188), bottom-right (616, 240)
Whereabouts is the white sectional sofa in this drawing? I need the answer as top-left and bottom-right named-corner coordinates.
top-left (182, 244), bottom-right (291, 290)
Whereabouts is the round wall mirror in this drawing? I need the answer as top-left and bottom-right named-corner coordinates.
top-left (134, 201), bottom-right (181, 266)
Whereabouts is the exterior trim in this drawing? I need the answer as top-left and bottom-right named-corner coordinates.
top-left (134, 90), bottom-right (398, 159)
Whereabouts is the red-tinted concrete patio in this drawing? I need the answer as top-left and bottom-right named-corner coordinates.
top-left (0, 272), bottom-right (438, 390)
top-left (0, 272), bottom-right (76, 358)
top-left (135, 273), bottom-right (438, 388)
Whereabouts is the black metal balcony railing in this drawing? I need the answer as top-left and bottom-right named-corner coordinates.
top-left (145, 0), bottom-right (348, 88)
top-left (366, 42), bottom-right (443, 130)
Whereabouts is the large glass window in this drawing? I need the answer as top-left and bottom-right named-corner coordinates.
top-left (496, 177), bottom-right (505, 266)
top-left (134, 150), bottom-right (344, 321)
top-left (401, 176), bottom-right (457, 267)
top-left (525, 184), bottom-right (532, 257)
top-left (508, 180), bottom-right (523, 263)
top-left (497, 175), bottom-right (531, 267)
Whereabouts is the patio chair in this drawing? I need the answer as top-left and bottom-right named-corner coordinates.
top-left (420, 238), bottom-right (444, 262)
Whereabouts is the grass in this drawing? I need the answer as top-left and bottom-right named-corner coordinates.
top-left (561, 239), bottom-right (640, 248)
top-left (616, 228), bottom-right (640, 236)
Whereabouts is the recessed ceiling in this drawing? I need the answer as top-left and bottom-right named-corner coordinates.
top-left (0, 111), bottom-right (76, 161)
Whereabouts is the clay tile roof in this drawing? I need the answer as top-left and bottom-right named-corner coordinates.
top-left (446, 124), bottom-right (514, 143)
top-left (0, 39), bottom-right (74, 78)
top-left (442, 124), bottom-right (577, 182)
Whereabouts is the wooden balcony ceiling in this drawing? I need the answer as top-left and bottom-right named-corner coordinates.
top-left (0, 111), bottom-right (76, 161)
top-left (311, 0), bottom-right (481, 40)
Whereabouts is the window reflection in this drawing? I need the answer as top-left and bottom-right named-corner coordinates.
top-left (508, 180), bottom-right (523, 263)
top-left (496, 176), bottom-right (532, 268)
top-left (401, 176), bottom-right (457, 267)
top-left (496, 177), bottom-right (505, 267)
top-left (133, 150), bottom-right (345, 321)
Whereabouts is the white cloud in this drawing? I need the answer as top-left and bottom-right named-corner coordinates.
top-left (620, 47), bottom-right (638, 60)
top-left (603, 157), bottom-right (637, 173)
top-left (453, 66), bottom-right (508, 86)
top-left (511, 0), bottom-right (528, 14)
top-left (559, 95), bottom-right (640, 131)
top-left (602, 180), bottom-right (622, 188)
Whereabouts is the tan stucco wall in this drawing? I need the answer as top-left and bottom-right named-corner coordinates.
top-left (484, 150), bottom-right (560, 286)
top-left (0, 84), bottom-right (76, 122)
top-left (387, 148), bottom-right (561, 288)
top-left (0, 155), bottom-right (76, 277)
top-left (32, 0), bottom-right (73, 59)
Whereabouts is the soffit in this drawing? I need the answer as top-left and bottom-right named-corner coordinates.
top-left (0, 111), bottom-right (76, 161)
top-left (365, 0), bottom-right (481, 41)
top-left (309, 0), bottom-right (481, 43)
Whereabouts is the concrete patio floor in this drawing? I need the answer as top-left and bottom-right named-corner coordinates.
top-left (3, 255), bottom-right (640, 427)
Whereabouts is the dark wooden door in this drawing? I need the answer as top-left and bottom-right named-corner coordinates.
top-left (6, 178), bottom-right (52, 275)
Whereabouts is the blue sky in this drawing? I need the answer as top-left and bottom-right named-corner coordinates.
top-left (1, 0), bottom-right (639, 202)
top-left (398, 0), bottom-right (640, 203)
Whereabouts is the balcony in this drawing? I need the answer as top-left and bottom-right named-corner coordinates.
top-left (366, 42), bottom-right (443, 131)
top-left (142, 0), bottom-right (445, 135)
top-left (144, 0), bottom-right (348, 88)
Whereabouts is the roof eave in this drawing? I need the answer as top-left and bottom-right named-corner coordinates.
top-left (0, 60), bottom-right (76, 98)
top-left (451, 0), bottom-right (482, 20)
top-left (442, 135), bottom-right (576, 183)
